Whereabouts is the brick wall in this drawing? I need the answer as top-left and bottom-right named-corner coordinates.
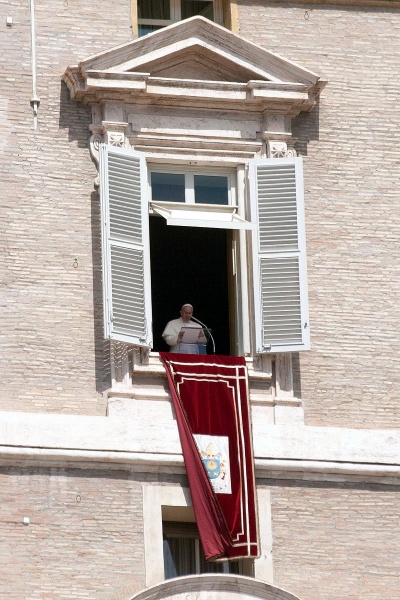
top-left (261, 478), bottom-right (400, 600)
top-left (2, 466), bottom-right (398, 600)
top-left (0, 0), bottom-right (134, 414)
top-left (238, 1), bottom-right (400, 428)
top-left (0, 466), bottom-right (146, 600)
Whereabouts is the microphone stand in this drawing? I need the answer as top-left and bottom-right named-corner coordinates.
top-left (190, 315), bottom-right (216, 355)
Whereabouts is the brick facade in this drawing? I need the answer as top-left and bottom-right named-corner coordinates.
top-left (238, 1), bottom-right (400, 428)
top-left (2, 1), bottom-right (399, 425)
top-left (0, 466), bottom-right (146, 599)
top-left (267, 479), bottom-right (400, 600)
top-left (1, 1), bottom-right (399, 599)
top-left (1, 467), bottom-right (398, 600)
top-left (1, 0), bottom-right (133, 414)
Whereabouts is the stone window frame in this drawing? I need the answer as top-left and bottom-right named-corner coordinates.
top-left (142, 482), bottom-right (273, 587)
top-left (63, 15), bottom-right (325, 406)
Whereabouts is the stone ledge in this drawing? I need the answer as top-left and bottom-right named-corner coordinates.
top-left (0, 412), bottom-right (399, 469)
top-left (0, 446), bottom-right (399, 485)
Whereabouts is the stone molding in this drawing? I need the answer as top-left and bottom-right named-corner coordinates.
top-left (128, 573), bottom-right (304, 600)
top-left (63, 16), bottom-right (326, 162)
top-left (1, 412), bottom-right (399, 484)
top-left (1, 446), bottom-right (399, 484)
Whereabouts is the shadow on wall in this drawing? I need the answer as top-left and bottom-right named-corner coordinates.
top-left (292, 97), bottom-right (321, 156)
top-left (91, 189), bottom-right (112, 394)
top-left (58, 81), bottom-right (92, 147)
top-left (59, 80), bottom-right (111, 393)
top-left (292, 353), bottom-right (302, 401)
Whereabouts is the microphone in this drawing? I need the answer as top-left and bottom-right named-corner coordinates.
top-left (190, 315), bottom-right (216, 355)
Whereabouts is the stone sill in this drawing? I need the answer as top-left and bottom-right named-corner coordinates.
top-left (133, 353), bottom-right (273, 381)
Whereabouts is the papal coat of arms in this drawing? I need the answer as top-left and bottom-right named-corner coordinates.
top-left (193, 434), bottom-right (232, 494)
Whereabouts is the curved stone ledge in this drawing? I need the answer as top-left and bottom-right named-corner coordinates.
top-left (129, 574), bottom-right (302, 600)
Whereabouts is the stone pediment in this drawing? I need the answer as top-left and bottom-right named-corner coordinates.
top-left (128, 48), bottom-right (258, 83)
top-left (63, 16), bottom-right (325, 114)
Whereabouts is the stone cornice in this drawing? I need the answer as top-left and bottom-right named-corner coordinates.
top-left (63, 70), bottom-right (322, 116)
top-left (62, 16), bottom-right (326, 118)
top-left (1, 412), bottom-right (399, 484)
top-left (1, 446), bottom-right (399, 483)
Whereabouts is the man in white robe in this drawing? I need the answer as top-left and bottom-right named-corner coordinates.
top-left (162, 304), bottom-right (207, 353)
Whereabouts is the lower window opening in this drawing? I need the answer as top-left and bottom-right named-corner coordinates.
top-left (163, 521), bottom-right (242, 579)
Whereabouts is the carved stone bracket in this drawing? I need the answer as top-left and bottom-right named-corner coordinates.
top-left (89, 129), bottom-right (103, 187)
top-left (102, 121), bottom-right (130, 147)
top-left (267, 140), bottom-right (297, 159)
top-left (89, 121), bottom-right (130, 187)
top-left (110, 340), bottom-right (132, 389)
top-left (274, 353), bottom-right (304, 425)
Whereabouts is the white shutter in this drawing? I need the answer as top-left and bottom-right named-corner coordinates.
top-left (99, 145), bottom-right (152, 347)
top-left (250, 157), bottom-right (310, 353)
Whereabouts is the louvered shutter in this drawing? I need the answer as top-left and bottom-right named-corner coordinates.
top-left (99, 145), bottom-right (152, 346)
top-left (250, 157), bottom-right (310, 353)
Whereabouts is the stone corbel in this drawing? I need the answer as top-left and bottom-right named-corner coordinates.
top-left (101, 121), bottom-right (130, 148)
top-left (89, 121), bottom-right (130, 187)
top-left (275, 354), bottom-right (294, 401)
top-left (110, 340), bottom-right (132, 389)
top-left (262, 113), bottom-right (297, 158)
top-left (253, 354), bottom-right (273, 378)
top-left (89, 126), bottom-right (103, 188)
top-left (274, 354), bottom-right (304, 425)
top-left (266, 140), bottom-right (297, 159)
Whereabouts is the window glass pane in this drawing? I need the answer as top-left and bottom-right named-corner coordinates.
top-left (151, 172), bottom-right (186, 202)
top-left (181, 1), bottom-right (214, 20)
top-left (163, 522), bottom-right (242, 578)
top-left (164, 537), bottom-right (197, 579)
top-left (138, 0), bottom-right (170, 19)
top-left (194, 175), bottom-right (229, 205)
top-left (199, 550), bottom-right (241, 574)
top-left (138, 24), bottom-right (165, 37)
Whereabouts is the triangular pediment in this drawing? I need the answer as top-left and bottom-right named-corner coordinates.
top-left (127, 47), bottom-right (260, 84)
top-left (63, 16), bottom-right (325, 113)
top-left (84, 18), bottom-right (300, 84)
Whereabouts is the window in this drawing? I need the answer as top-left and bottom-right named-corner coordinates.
top-left (163, 521), bottom-right (243, 578)
top-left (137, 0), bottom-right (223, 36)
top-left (142, 485), bottom-right (260, 587)
top-left (150, 170), bottom-right (230, 205)
top-left (148, 167), bottom-right (252, 231)
top-left (99, 145), bottom-right (310, 355)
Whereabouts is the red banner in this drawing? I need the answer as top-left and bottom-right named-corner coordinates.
top-left (160, 353), bottom-right (259, 561)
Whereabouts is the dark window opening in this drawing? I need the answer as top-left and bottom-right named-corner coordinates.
top-left (181, 1), bottom-right (214, 21)
top-left (138, 0), bottom-right (216, 38)
top-left (138, 0), bottom-right (170, 20)
top-left (138, 24), bottom-right (165, 36)
top-left (150, 216), bottom-right (231, 355)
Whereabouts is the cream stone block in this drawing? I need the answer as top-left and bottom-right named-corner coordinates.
top-left (143, 483), bottom-right (193, 586)
top-left (128, 112), bottom-right (260, 140)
